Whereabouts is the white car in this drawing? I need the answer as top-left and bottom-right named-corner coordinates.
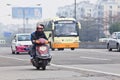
top-left (99, 38), bottom-right (109, 42)
top-left (11, 33), bottom-right (32, 54)
top-left (107, 32), bottom-right (120, 52)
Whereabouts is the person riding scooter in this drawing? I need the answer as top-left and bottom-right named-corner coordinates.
top-left (30, 24), bottom-right (48, 59)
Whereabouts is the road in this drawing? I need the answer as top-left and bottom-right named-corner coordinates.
top-left (0, 47), bottom-right (120, 80)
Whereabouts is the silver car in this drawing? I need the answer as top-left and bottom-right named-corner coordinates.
top-left (107, 32), bottom-right (120, 52)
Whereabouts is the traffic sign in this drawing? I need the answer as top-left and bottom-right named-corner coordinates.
top-left (12, 7), bottom-right (42, 19)
top-left (3, 32), bottom-right (12, 37)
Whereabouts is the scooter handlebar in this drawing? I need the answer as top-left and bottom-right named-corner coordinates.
top-left (34, 39), bottom-right (50, 44)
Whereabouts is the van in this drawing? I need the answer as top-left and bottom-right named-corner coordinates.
top-left (11, 33), bottom-right (32, 54)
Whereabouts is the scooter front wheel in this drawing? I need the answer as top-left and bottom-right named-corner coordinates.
top-left (42, 66), bottom-right (46, 70)
top-left (36, 67), bottom-right (40, 70)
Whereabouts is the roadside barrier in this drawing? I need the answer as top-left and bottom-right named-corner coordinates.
top-left (0, 44), bottom-right (11, 47)
top-left (0, 42), bottom-right (107, 49)
top-left (79, 42), bottom-right (107, 49)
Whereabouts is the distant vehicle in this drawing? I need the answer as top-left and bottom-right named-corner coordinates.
top-left (11, 33), bottom-right (32, 54)
top-left (0, 40), bottom-right (6, 44)
top-left (107, 32), bottom-right (120, 52)
top-left (37, 17), bottom-right (81, 51)
top-left (99, 38), bottom-right (109, 42)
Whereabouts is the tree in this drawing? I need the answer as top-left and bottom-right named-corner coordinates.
top-left (109, 22), bottom-right (120, 34)
top-left (79, 18), bottom-right (105, 42)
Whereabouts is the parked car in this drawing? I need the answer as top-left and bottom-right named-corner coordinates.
top-left (107, 32), bottom-right (120, 52)
top-left (11, 33), bottom-right (32, 54)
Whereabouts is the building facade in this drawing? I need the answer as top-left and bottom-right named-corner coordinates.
top-left (95, 0), bottom-right (120, 36)
top-left (56, 1), bottom-right (95, 20)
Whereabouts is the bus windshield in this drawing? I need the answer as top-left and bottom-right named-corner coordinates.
top-left (54, 21), bottom-right (78, 36)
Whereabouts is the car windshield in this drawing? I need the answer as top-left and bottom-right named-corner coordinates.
top-left (18, 35), bottom-right (31, 41)
top-left (118, 33), bottom-right (120, 39)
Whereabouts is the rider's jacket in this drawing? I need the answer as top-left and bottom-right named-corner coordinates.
top-left (31, 31), bottom-right (48, 46)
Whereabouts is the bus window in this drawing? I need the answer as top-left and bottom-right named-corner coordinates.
top-left (43, 21), bottom-right (52, 31)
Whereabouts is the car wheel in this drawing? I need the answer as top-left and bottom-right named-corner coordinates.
top-left (11, 46), bottom-right (15, 54)
top-left (108, 48), bottom-right (112, 51)
top-left (107, 44), bottom-right (112, 51)
top-left (117, 44), bottom-right (120, 52)
top-left (12, 51), bottom-right (15, 54)
top-left (16, 52), bottom-right (20, 54)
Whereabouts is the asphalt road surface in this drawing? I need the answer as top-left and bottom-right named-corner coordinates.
top-left (0, 47), bottom-right (120, 80)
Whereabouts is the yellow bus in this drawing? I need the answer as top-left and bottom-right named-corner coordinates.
top-left (37, 17), bottom-right (81, 51)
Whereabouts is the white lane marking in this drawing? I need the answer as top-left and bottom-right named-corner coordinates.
top-left (80, 56), bottom-right (110, 61)
top-left (0, 55), bottom-right (29, 61)
top-left (1, 55), bottom-right (120, 77)
top-left (51, 64), bottom-right (120, 77)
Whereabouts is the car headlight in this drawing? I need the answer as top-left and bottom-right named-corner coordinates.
top-left (16, 43), bottom-right (22, 46)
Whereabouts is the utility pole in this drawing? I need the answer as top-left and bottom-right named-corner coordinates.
top-left (23, 9), bottom-right (26, 33)
top-left (74, 0), bottom-right (77, 19)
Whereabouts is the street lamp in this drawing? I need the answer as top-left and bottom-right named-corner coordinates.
top-left (36, 4), bottom-right (41, 6)
top-left (6, 4), bottom-right (11, 6)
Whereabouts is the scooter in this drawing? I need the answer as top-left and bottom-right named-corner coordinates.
top-left (30, 38), bottom-right (52, 70)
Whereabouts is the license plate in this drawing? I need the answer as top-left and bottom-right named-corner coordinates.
top-left (41, 54), bottom-right (48, 56)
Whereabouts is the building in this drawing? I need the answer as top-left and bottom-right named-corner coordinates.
top-left (56, 5), bottom-right (74, 18)
top-left (56, 1), bottom-right (95, 20)
top-left (95, 0), bottom-right (120, 36)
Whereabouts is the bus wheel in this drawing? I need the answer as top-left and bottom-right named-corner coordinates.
top-left (50, 43), bottom-right (55, 51)
top-left (58, 48), bottom-right (64, 51)
top-left (71, 48), bottom-right (75, 50)
top-left (58, 48), bottom-right (61, 51)
top-left (51, 48), bottom-right (55, 51)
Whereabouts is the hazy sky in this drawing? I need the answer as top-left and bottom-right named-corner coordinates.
top-left (0, 0), bottom-right (97, 24)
